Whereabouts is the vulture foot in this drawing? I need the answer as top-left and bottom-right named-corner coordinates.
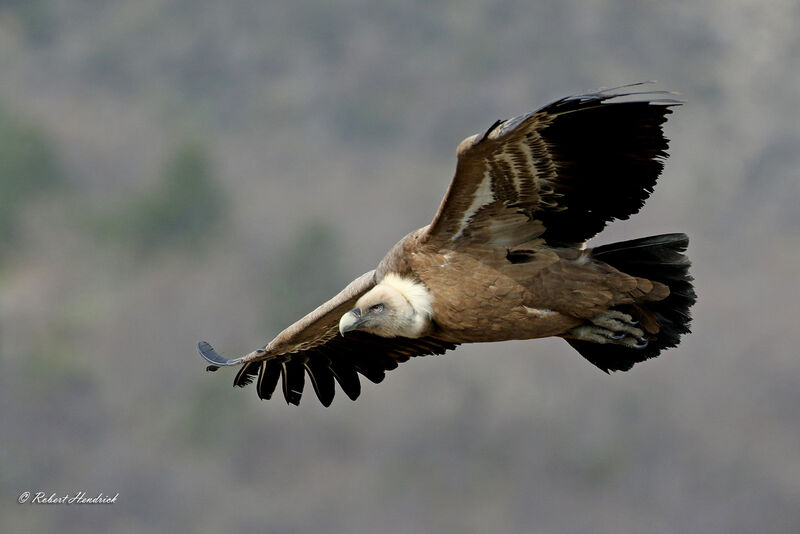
top-left (569, 311), bottom-right (649, 349)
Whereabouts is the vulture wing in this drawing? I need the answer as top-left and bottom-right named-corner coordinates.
top-left (198, 270), bottom-right (457, 406)
top-left (425, 83), bottom-right (681, 250)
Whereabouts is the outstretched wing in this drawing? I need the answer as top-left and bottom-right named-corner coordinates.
top-left (198, 270), bottom-right (457, 406)
top-left (426, 84), bottom-right (681, 250)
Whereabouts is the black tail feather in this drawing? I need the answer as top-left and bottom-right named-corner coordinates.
top-left (567, 233), bottom-right (696, 372)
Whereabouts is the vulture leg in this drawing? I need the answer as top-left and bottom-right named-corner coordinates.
top-left (588, 311), bottom-right (644, 338)
top-left (568, 311), bottom-right (647, 348)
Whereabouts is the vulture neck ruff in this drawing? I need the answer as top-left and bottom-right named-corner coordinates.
top-left (376, 273), bottom-right (433, 338)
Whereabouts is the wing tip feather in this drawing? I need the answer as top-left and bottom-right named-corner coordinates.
top-left (197, 340), bottom-right (245, 367)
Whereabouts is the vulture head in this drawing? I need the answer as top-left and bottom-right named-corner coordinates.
top-left (339, 274), bottom-right (433, 338)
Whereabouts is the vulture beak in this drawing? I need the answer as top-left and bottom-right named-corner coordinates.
top-left (339, 308), bottom-right (363, 336)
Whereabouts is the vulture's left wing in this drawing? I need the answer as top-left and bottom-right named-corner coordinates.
top-left (425, 83), bottom-right (681, 250)
top-left (198, 270), bottom-right (457, 406)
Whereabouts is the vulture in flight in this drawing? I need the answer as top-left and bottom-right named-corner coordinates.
top-left (198, 83), bottom-right (696, 406)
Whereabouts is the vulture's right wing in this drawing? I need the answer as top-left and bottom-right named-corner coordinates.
top-left (425, 83), bottom-right (681, 250)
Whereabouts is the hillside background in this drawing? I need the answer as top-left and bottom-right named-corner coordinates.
top-left (2, 1), bottom-right (799, 532)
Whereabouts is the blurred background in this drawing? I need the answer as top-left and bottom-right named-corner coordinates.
top-left (2, 1), bottom-right (799, 532)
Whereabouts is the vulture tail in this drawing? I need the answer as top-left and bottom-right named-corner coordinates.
top-left (566, 233), bottom-right (696, 372)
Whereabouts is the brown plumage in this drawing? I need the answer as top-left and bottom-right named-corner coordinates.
top-left (198, 83), bottom-right (696, 406)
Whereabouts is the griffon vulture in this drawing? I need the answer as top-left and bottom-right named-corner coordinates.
top-left (198, 83), bottom-right (696, 406)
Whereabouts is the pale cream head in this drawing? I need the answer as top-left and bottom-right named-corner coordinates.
top-left (338, 274), bottom-right (433, 338)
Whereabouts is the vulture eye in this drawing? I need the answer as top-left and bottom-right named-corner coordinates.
top-left (370, 303), bottom-right (384, 313)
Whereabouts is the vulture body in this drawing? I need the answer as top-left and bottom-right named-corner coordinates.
top-left (198, 84), bottom-right (696, 406)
